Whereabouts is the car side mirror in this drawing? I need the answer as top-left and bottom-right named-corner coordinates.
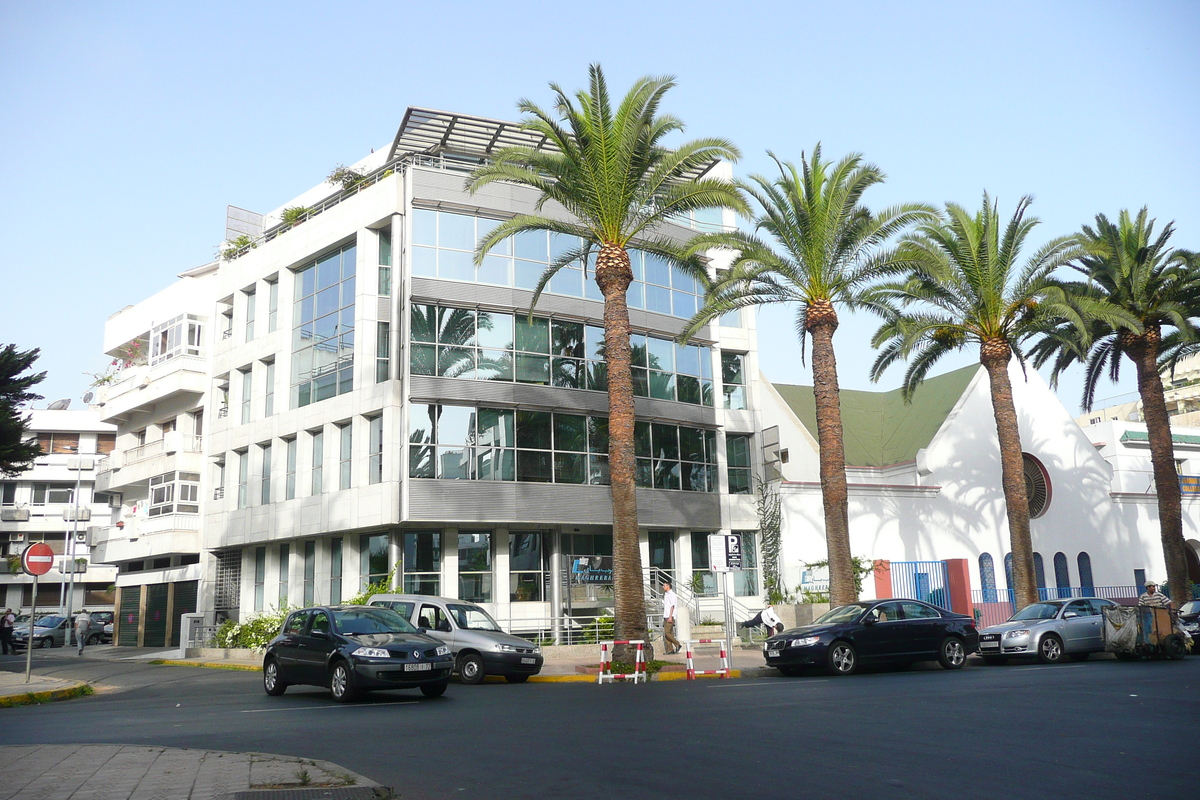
top-left (417, 627), bottom-right (428, 635)
top-left (862, 616), bottom-right (876, 626)
top-left (1063, 611), bottom-right (1079, 619)
top-left (311, 629), bottom-right (329, 638)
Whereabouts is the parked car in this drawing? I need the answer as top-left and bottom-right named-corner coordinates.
top-left (763, 599), bottom-right (979, 676)
top-left (369, 594), bottom-right (544, 684)
top-left (12, 615), bottom-right (71, 649)
top-left (262, 605), bottom-right (453, 702)
top-left (1177, 600), bottom-right (1199, 647)
top-left (977, 597), bottom-right (1118, 664)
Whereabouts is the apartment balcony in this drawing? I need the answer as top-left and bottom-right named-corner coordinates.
top-left (96, 433), bottom-right (204, 492)
top-left (90, 513), bottom-right (201, 564)
top-left (97, 355), bottom-right (207, 424)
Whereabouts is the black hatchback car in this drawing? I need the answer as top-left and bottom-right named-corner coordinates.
top-left (263, 605), bottom-right (454, 702)
top-left (763, 599), bottom-right (980, 676)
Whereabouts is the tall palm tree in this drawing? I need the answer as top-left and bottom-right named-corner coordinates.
top-left (1033, 209), bottom-right (1200, 604)
top-left (681, 148), bottom-right (934, 605)
top-left (467, 65), bottom-right (747, 655)
top-left (868, 195), bottom-right (1082, 609)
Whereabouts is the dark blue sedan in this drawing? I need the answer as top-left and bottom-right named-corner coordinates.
top-left (263, 605), bottom-right (454, 702)
top-left (763, 599), bottom-right (980, 676)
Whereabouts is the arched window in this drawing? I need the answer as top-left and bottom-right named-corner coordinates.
top-left (1023, 454), bottom-right (1052, 518)
top-left (1053, 552), bottom-right (1070, 598)
top-left (1034, 552), bottom-right (1047, 598)
top-left (979, 553), bottom-right (998, 603)
top-left (1077, 552), bottom-right (1094, 592)
top-left (1004, 553), bottom-right (1014, 606)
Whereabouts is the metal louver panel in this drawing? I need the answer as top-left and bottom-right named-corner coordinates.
top-left (117, 587), bottom-right (141, 648)
top-left (143, 584), bottom-right (168, 648)
top-left (170, 581), bottom-right (199, 648)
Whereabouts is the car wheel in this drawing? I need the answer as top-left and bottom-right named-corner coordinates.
top-left (982, 656), bottom-right (1008, 666)
top-left (1037, 634), bottom-right (1064, 664)
top-left (420, 680), bottom-right (449, 698)
top-left (37, 638), bottom-right (50, 649)
top-left (1068, 652), bottom-right (1090, 662)
top-left (263, 658), bottom-right (288, 696)
top-left (458, 652), bottom-right (485, 685)
top-left (938, 637), bottom-right (967, 670)
top-left (86, 634), bottom-right (101, 646)
top-left (826, 641), bottom-right (857, 676)
top-left (329, 661), bottom-right (357, 703)
top-left (1163, 634), bottom-right (1186, 661)
top-left (777, 666), bottom-right (803, 677)
top-left (505, 674), bottom-right (529, 684)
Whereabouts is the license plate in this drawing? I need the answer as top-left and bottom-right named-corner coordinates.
top-left (404, 662), bottom-right (432, 672)
top-left (767, 650), bottom-right (781, 658)
top-left (980, 642), bottom-right (999, 649)
top-left (520, 657), bottom-right (536, 664)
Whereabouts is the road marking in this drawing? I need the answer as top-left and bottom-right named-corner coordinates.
top-left (239, 701), bottom-right (418, 713)
top-left (707, 680), bottom-right (829, 689)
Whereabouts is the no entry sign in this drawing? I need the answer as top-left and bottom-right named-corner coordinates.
top-left (21, 543), bottom-right (54, 576)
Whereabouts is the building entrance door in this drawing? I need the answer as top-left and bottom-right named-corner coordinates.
top-left (649, 530), bottom-right (674, 585)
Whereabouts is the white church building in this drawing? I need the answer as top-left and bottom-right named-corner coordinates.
top-left (761, 361), bottom-right (1200, 622)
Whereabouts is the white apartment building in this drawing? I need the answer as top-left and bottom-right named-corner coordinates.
top-left (0, 410), bottom-right (118, 615)
top-left (95, 108), bottom-right (770, 638)
top-left (91, 267), bottom-right (216, 646)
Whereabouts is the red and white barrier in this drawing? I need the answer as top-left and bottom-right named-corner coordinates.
top-left (685, 639), bottom-right (730, 680)
top-left (598, 640), bottom-right (647, 684)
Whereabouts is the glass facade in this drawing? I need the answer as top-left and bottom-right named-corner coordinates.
top-left (726, 434), bottom-right (753, 494)
top-left (733, 531), bottom-right (759, 596)
top-left (457, 531), bottom-right (492, 603)
top-left (292, 243), bottom-right (356, 408)
top-left (509, 531), bottom-right (546, 602)
top-left (412, 209), bottom-right (707, 319)
top-left (403, 531), bottom-right (441, 595)
top-left (411, 304), bottom-right (713, 406)
top-left (409, 404), bottom-right (717, 491)
top-left (360, 533), bottom-right (388, 590)
top-left (722, 351), bottom-right (747, 410)
top-left (330, 537), bottom-right (343, 605)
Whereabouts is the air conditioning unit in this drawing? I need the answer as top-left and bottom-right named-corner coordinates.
top-left (63, 508), bottom-right (91, 521)
top-left (1, 508), bottom-right (30, 522)
top-left (86, 525), bottom-right (101, 546)
top-left (75, 531), bottom-right (88, 544)
top-left (7, 532), bottom-right (25, 542)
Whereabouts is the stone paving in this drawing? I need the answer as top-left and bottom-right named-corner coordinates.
top-left (0, 745), bottom-right (383, 800)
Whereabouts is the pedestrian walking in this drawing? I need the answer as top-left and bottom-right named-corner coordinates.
top-left (740, 604), bottom-right (785, 637)
top-left (662, 582), bottom-right (681, 655)
top-left (0, 608), bottom-right (14, 655)
top-left (74, 609), bottom-right (92, 656)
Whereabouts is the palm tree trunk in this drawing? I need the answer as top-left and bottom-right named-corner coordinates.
top-left (595, 244), bottom-right (651, 661)
top-left (980, 344), bottom-right (1038, 608)
top-left (808, 304), bottom-right (855, 605)
top-left (1130, 330), bottom-right (1193, 604)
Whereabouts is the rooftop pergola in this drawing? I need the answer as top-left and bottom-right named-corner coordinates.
top-left (387, 107), bottom-right (720, 180)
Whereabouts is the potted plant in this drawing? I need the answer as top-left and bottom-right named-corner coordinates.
top-left (280, 206), bottom-right (309, 227)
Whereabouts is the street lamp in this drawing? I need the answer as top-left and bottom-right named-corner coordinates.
top-left (57, 447), bottom-right (85, 647)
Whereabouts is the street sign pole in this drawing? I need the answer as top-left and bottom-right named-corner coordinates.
top-left (24, 575), bottom-right (36, 683)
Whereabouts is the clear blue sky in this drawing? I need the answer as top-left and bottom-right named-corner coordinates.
top-left (2, 1), bottom-right (1197, 414)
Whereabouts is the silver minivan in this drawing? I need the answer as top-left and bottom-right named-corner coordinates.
top-left (368, 594), bottom-right (544, 684)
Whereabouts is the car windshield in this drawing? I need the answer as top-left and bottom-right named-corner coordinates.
top-left (814, 604), bottom-right (869, 625)
top-left (1180, 600), bottom-right (1200, 615)
top-left (448, 604), bottom-right (503, 632)
top-left (1010, 602), bottom-right (1063, 621)
top-left (333, 608), bottom-right (417, 636)
top-left (36, 616), bottom-right (65, 629)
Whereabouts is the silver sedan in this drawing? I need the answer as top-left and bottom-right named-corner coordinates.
top-left (978, 597), bottom-right (1118, 664)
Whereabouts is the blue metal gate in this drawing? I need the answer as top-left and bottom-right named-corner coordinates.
top-left (889, 561), bottom-right (952, 610)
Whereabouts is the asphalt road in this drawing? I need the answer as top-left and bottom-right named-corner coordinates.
top-left (2, 652), bottom-right (1196, 800)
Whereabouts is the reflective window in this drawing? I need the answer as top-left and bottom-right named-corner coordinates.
top-left (726, 434), bottom-right (753, 494)
top-left (360, 533), bottom-right (388, 590)
top-left (510, 531), bottom-right (547, 602)
top-left (403, 531), bottom-right (441, 595)
top-left (458, 531), bottom-right (492, 603)
top-left (722, 352), bottom-right (747, 410)
top-left (899, 602), bottom-right (942, 619)
top-left (292, 243), bottom-right (357, 408)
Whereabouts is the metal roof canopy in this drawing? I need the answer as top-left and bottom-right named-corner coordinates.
top-left (388, 107), bottom-right (720, 181)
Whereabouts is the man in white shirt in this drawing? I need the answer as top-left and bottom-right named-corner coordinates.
top-left (741, 604), bottom-right (784, 636)
top-left (662, 582), bottom-right (681, 655)
top-left (74, 610), bottom-right (92, 656)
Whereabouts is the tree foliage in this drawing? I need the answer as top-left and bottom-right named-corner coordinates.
top-left (0, 344), bottom-right (45, 477)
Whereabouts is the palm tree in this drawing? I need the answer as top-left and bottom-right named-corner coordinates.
top-left (467, 65), bottom-right (747, 656)
top-left (1033, 209), bottom-right (1200, 604)
top-left (681, 148), bottom-right (934, 605)
top-left (868, 194), bottom-right (1082, 609)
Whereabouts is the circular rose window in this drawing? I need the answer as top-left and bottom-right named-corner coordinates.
top-left (1023, 453), bottom-right (1051, 518)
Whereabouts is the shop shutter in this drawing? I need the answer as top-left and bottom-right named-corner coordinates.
top-left (143, 584), bottom-right (168, 647)
top-left (118, 587), bottom-right (141, 647)
top-left (169, 581), bottom-right (199, 647)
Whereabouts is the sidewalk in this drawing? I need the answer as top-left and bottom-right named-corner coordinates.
top-left (0, 745), bottom-right (387, 800)
top-left (0, 669), bottom-right (91, 707)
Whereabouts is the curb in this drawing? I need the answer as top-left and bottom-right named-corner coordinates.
top-left (151, 660), bottom-right (262, 672)
top-left (0, 682), bottom-right (94, 708)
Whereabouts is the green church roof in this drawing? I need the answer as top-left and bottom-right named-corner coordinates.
top-left (773, 364), bottom-right (980, 468)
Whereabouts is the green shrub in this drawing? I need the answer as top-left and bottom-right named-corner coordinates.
top-left (214, 608), bottom-right (291, 653)
top-left (281, 206), bottom-right (309, 226)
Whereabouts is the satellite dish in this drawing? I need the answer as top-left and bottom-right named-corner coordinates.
top-left (82, 392), bottom-right (94, 405)
top-left (46, 399), bottom-right (71, 411)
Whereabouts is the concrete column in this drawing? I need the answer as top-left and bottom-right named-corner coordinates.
top-left (442, 528), bottom-right (458, 599)
top-left (944, 558), bottom-right (973, 616)
top-left (874, 559), bottom-right (892, 600)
